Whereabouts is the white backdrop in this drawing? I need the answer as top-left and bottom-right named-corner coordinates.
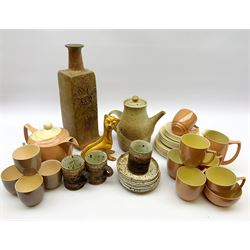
top-left (0, 30), bottom-right (249, 220)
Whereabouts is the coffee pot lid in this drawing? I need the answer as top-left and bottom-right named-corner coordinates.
top-left (30, 122), bottom-right (62, 142)
top-left (124, 96), bottom-right (147, 108)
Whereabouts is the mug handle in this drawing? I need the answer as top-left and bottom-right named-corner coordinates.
top-left (202, 150), bottom-right (216, 165)
top-left (222, 140), bottom-right (241, 165)
top-left (236, 176), bottom-right (246, 189)
top-left (103, 165), bottom-right (114, 178)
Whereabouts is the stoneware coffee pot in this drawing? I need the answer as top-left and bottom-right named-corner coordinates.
top-left (109, 96), bottom-right (165, 151)
top-left (24, 122), bottom-right (79, 161)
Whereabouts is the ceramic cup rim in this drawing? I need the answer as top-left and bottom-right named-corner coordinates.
top-left (177, 166), bottom-right (206, 187)
top-left (39, 160), bottom-right (62, 176)
top-left (15, 174), bottom-right (43, 193)
top-left (1, 165), bottom-right (23, 182)
top-left (61, 155), bottom-right (84, 171)
top-left (12, 144), bottom-right (40, 160)
top-left (130, 140), bottom-right (153, 155)
top-left (85, 150), bottom-right (107, 167)
top-left (205, 166), bottom-right (237, 187)
top-left (167, 149), bottom-right (183, 164)
top-left (181, 134), bottom-right (210, 150)
top-left (203, 129), bottom-right (230, 145)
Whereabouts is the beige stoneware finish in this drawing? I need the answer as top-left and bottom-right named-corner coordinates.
top-left (110, 95), bottom-right (165, 151)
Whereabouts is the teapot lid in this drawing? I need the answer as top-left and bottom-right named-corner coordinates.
top-left (30, 122), bottom-right (62, 142)
top-left (124, 96), bottom-right (147, 108)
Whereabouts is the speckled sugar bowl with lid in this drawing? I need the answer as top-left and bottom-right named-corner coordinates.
top-left (24, 122), bottom-right (79, 161)
top-left (110, 95), bottom-right (165, 151)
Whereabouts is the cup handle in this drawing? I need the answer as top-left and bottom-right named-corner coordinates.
top-left (202, 150), bottom-right (216, 165)
top-left (23, 124), bottom-right (37, 143)
top-left (236, 177), bottom-right (246, 189)
top-left (103, 165), bottom-right (114, 178)
top-left (222, 140), bottom-right (241, 165)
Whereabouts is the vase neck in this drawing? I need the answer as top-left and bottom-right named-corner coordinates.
top-left (65, 44), bottom-right (84, 71)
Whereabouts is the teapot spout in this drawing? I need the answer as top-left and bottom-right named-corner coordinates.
top-left (149, 111), bottom-right (166, 128)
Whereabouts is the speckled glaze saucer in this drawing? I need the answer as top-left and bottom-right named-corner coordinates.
top-left (117, 152), bottom-right (160, 193)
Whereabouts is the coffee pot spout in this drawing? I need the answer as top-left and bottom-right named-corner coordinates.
top-left (149, 111), bottom-right (166, 128)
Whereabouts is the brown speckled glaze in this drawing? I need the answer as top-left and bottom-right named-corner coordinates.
top-left (58, 44), bottom-right (99, 149)
top-left (61, 155), bottom-right (88, 190)
top-left (128, 140), bottom-right (153, 175)
top-left (85, 150), bottom-right (113, 185)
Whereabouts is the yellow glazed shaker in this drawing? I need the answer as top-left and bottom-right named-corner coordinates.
top-left (109, 96), bottom-right (165, 151)
top-left (24, 122), bottom-right (79, 161)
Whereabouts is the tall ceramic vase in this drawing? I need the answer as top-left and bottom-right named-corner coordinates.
top-left (58, 44), bottom-right (99, 149)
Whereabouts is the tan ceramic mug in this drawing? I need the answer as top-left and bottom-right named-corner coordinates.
top-left (203, 130), bottom-right (241, 165)
top-left (12, 144), bottom-right (41, 176)
top-left (204, 167), bottom-right (246, 194)
top-left (176, 166), bottom-right (206, 201)
top-left (180, 134), bottom-right (217, 167)
top-left (172, 108), bottom-right (198, 136)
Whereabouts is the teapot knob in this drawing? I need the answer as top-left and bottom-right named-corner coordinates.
top-left (132, 96), bottom-right (139, 102)
top-left (43, 121), bottom-right (53, 130)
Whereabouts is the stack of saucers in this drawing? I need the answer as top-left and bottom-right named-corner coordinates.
top-left (117, 152), bottom-right (160, 193)
top-left (154, 122), bottom-right (199, 158)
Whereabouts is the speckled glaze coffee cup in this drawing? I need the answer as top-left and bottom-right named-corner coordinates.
top-left (61, 155), bottom-right (88, 190)
top-left (128, 140), bottom-right (153, 175)
top-left (85, 150), bottom-right (113, 185)
top-left (12, 144), bottom-right (41, 176)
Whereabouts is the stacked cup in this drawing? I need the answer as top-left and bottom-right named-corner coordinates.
top-left (117, 140), bottom-right (160, 193)
top-left (164, 112), bottom-right (245, 207)
top-left (1, 144), bottom-right (62, 206)
top-left (154, 109), bottom-right (199, 158)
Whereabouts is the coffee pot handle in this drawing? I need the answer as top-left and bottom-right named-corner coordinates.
top-left (23, 124), bottom-right (37, 143)
top-left (222, 140), bottom-right (241, 165)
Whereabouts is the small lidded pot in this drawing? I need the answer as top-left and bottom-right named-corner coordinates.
top-left (24, 122), bottom-right (79, 161)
